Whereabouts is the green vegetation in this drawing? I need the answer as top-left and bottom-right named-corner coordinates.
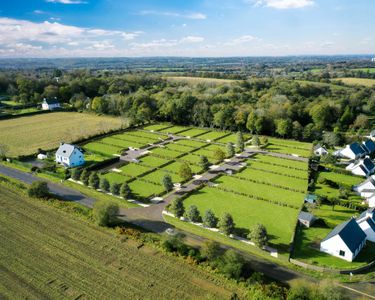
top-left (92, 200), bottom-right (119, 226)
top-left (0, 112), bottom-right (124, 156)
top-left (337, 77), bottom-right (375, 87)
top-left (28, 181), bottom-right (49, 198)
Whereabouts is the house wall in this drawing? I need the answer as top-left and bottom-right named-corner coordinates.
top-left (320, 236), bottom-right (354, 262)
top-left (69, 150), bottom-right (85, 168)
top-left (341, 147), bottom-right (357, 160)
top-left (351, 167), bottom-right (368, 177)
top-left (354, 181), bottom-right (375, 193)
top-left (359, 222), bottom-right (375, 242)
top-left (368, 196), bottom-right (375, 208)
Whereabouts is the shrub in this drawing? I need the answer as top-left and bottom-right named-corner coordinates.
top-left (92, 200), bottom-right (119, 226)
top-left (213, 148), bottom-right (225, 163)
top-left (218, 213), bottom-right (235, 235)
top-left (99, 177), bottom-right (110, 192)
top-left (162, 174), bottom-right (174, 192)
top-left (217, 249), bottom-right (244, 280)
top-left (203, 209), bottom-right (218, 228)
top-left (249, 223), bottom-right (268, 248)
top-left (28, 181), bottom-right (49, 198)
top-left (186, 205), bottom-right (200, 222)
top-left (110, 183), bottom-right (121, 196)
top-left (179, 163), bottom-right (192, 181)
top-left (80, 169), bottom-right (90, 185)
top-left (89, 172), bottom-right (100, 189)
top-left (71, 168), bottom-right (82, 181)
top-left (170, 198), bottom-right (185, 218)
top-left (252, 135), bottom-right (260, 146)
top-left (201, 240), bottom-right (221, 261)
top-left (120, 182), bottom-right (131, 199)
top-left (199, 155), bottom-right (210, 171)
top-left (226, 142), bottom-right (235, 157)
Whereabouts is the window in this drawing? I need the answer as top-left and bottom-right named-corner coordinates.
top-left (339, 250), bottom-right (345, 257)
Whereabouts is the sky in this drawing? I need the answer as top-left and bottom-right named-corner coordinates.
top-left (0, 0), bottom-right (374, 57)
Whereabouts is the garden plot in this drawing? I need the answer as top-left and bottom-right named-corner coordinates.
top-left (183, 187), bottom-right (299, 248)
top-left (128, 180), bottom-right (165, 199)
top-left (138, 155), bottom-right (170, 168)
top-left (141, 169), bottom-right (183, 185)
top-left (195, 131), bottom-right (229, 141)
top-left (119, 163), bottom-right (153, 177)
top-left (177, 128), bottom-right (209, 137)
top-left (213, 175), bottom-right (304, 207)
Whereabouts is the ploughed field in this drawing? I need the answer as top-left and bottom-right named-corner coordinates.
top-left (0, 183), bottom-right (245, 299)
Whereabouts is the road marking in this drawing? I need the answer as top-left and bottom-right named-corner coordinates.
top-left (338, 284), bottom-right (375, 299)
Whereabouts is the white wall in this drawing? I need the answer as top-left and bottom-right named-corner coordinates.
top-left (320, 235), bottom-right (354, 262)
top-left (359, 221), bottom-right (375, 242)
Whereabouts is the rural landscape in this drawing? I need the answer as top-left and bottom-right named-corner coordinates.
top-left (1, 0), bottom-right (375, 299)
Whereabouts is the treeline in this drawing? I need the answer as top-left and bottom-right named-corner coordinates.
top-left (0, 70), bottom-right (374, 142)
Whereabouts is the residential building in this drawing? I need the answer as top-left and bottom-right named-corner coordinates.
top-left (55, 143), bottom-right (85, 168)
top-left (42, 98), bottom-right (60, 110)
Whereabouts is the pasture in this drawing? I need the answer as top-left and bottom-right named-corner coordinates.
top-left (166, 76), bottom-right (236, 86)
top-left (0, 184), bottom-right (244, 299)
top-left (336, 77), bottom-right (375, 87)
top-left (0, 112), bottom-right (124, 156)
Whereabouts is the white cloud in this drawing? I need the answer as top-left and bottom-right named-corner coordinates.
top-left (180, 36), bottom-right (204, 43)
top-left (33, 10), bottom-right (47, 14)
top-left (46, 0), bottom-right (87, 4)
top-left (251, 0), bottom-right (314, 9)
top-left (224, 35), bottom-right (260, 46)
top-left (139, 10), bottom-right (207, 20)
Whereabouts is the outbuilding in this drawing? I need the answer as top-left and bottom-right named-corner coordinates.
top-left (298, 211), bottom-right (316, 228)
top-left (313, 144), bottom-right (328, 156)
top-left (42, 98), bottom-right (60, 110)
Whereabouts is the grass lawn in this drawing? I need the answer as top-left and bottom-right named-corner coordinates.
top-left (182, 187), bottom-right (299, 249)
top-left (196, 131), bottom-right (229, 141)
top-left (292, 205), bottom-right (375, 269)
top-left (319, 171), bottom-right (363, 187)
top-left (0, 184), bottom-right (243, 299)
top-left (128, 180), bottom-right (164, 199)
top-left (0, 112), bottom-right (124, 157)
top-left (99, 136), bottom-right (143, 149)
top-left (162, 161), bottom-right (202, 174)
top-left (214, 176), bottom-right (304, 207)
top-left (159, 125), bottom-right (190, 134)
top-left (175, 139), bottom-right (207, 148)
top-left (84, 142), bottom-right (123, 156)
top-left (216, 133), bottom-right (251, 144)
top-left (139, 155), bottom-right (170, 168)
top-left (177, 128), bottom-right (209, 137)
top-left (178, 153), bottom-right (204, 164)
top-left (267, 137), bottom-right (312, 150)
top-left (114, 133), bottom-right (157, 144)
top-left (247, 159), bottom-right (308, 179)
top-left (129, 130), bottom-right (167, 140)
top-left (235, 168), bottom-right (308, 192)
top-left (164, 143), bottom-right (193, 153)
top-left (141, 169), bottom-right (183, 184)
top-left (101, 172), bottom-right (131, 185)
top-left (265, 143), bottom-right (312, 158)
top-left (253, 154), bottom-right (308, 170)
top-left (150, 147), bottom-right (183, 158)
top-left (142, 123), bottom-right (171, 131)
top-left (336, 77), bottom-right (375, 87)
top-left (84, 153), bottom-right (111, 165)
top-left (119, 163), bottom-right (152, 177)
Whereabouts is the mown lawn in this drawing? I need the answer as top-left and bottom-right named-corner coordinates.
top-left (214, 175), bottom-right (304, 207)
top-left (246, 160), bottom-right (308, 179)
top-left (0, 112), bottom-right (124, 157)
top-left (150, 147), bottom-right (183, 158)
top-left (0, 184), bottom-right (244, 299)
top-left (196, 131), bottom-right (229, 141)
top-left (84, 142), bottom-right (123, 156)
top-left (128, 180), bottom-right (164, 199)
top-left (216, 133), bottom-right (251, 144)
top-left (319, 171), bottom-right (363, 187)
top-left (253, 154), bottom-right (308, 170)
top-left (292, 205), bottom-right (375, 269)
top-left (141, 169), bottom-right (183, 184)
top-left (183, 187), bottom-right (299, 249)
top-left (162, 161), bottom-right (202, 174)
top-left (139, 155), bottom-right (170, 168)
top-left (265, 143), bottom-right (312, 158)
top-left (99, 136), bottom-right (143, 149)
top-left (266, 137), bottom-right (312, 150)
top-left (178, 128), bottom-right (209, 137)
top-left (175, 139), bottom-right (207, 148)
top-left (101, 172), bottom-right (131, 185)
top-left (142, 123), bottom-right (171, 131)
top-left (119, 163), bottom-right (152, 177)
top-left (159, 125), bottom-right (190, 134)
top-left (164, 143), bottom-right (193, 153)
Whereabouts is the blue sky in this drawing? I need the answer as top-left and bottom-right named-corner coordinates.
top-left (0, 0), bottom-right (374, 57)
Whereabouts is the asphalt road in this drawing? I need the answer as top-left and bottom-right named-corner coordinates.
top-left (0, 164), bottom-right (374, 298)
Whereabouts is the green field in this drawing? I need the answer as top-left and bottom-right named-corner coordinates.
top-left (159, 125), bottom-right (190, 134)
top-left (101, 172), bottom-right (131, 185)
top-left (84, 142), bottom-right (123, 156)
top-left (0, 112), bottom-right (124, 157)
top-left (150, 147), bottom-right (183, 158)
top-left (353, 68), bottom-right (375, 73)
top-left (319, 171), bottom-right (363, 187)
top-left (252, 154), bottom-right (308, 170)
top-left (128, 180), bottom-right (164, 199)
top-left (177, 128), bottom-right (209, 137)
top-left (0, 184), bottom-right (243, 299)
top-left (216, 133), bottom-right (251, 144)
top-left (292, 205), bottom-right (375, 269)
top-left (166, 76), bottom-right (236, 86)
top-left (265, 143), bottom-right (312, 158)
top-left (142, 123), bottom-right (171, 131)
top-left (183, 187), bottom-right (299, 248)
top-left (139, 155), bottom-right (170, 167)
top-left (119, 163), bottom-right (152, 177)
top-left (247, 159), bottom-right (308, 179)
top-left (337, 77), bottom-right (375, 87)
top-left (141, 169), bottom-right (183, 184)
top-left (196, 131), bottom-right (229, 141)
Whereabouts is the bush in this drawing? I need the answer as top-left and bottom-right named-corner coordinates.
top-left (110, 183), bottom-right (121, 196)
top-left (226, 142), bottom-right (235, 157)
top-left (71, 168), bottom-right (82, 181)
top-left (28, 181), bottom-right (49, 198)
top-left (217, 249), bottom-right (244, 280)
top-left (120, 182), bottom-right (131, 199)
top-left (170, 198), bottom-right (185, 218)
top-left (92, 200), bottom-right (119, 226)
top-left (186, 205), bottom-right (200, 222)
top-left (199, 155), bottom-right (210, 171)
top-left (162, 174), bottom-right (174, 192)
top-left (99, 177), bottom-right (110, 192)
top-left (80, 169), bottom-right (90, 185)
top-left (249, 223), bottom-right (268, 248)
top-left (203, 209), bottom-right (218, 228)
top-left (218, 213), bottom-right (235, 235)
top-left (179, 163), bottom-right (192, 181)
top-left (89, 172), bottom-right (100, 189)
top-left (201, 241), bottom-right (221, 261)
top-left (213, 148), bottom-right (225, 163)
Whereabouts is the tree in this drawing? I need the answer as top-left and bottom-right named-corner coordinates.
top-left (201, 241), bottom-right (221, 261)
top-left (287, 281), bottom-right (313, 300)
top-left (292, 121), bottom-right (303, 140)
top-left (170, 198), bottom-right (185, 218)
top-left (93, 200), bottom-right (119, 226)
top-left (217, 250), bottom-right (244, 280)
top-left (203, 209), bottom-right (218, 228)
top-left (218, 213), bottom-right (235, 235)
top-left (0, 143), bottom-right (9, 159)
top-left (259, 136), bottom-right (268, 145)
top-left (186, 205), bottom-right (200, 222)
top-left (162, 174), bottom-right (174, 192)
top-left (71, 168), bottom-right (82, 181)
top-left (89, 172), bottom-right (100, 189)
top-left (275, 119), bottom-right (292, 137)
top-left (179, 163), bottom-right (192, 181)
top-left (353, 114), bottom-right (369, 129)
top-left (99, 178), bottom-right (110, 192)
top-left (110, 183), bottom-right (121, 196)
top-left (28, 181), bottom-right (49, 198)
top-left (249, 223), bottom-right (268, 248)
top-left (226, 142), bottom-right (235, 158)
top-left (120, 182), bottom-right (131, 199)
top-left (252, 135), bottom-right (260, 146)
top-left (80, 169), bottom-right (90, 185)
top-left (213, 148), bottom-right (225, 163)
top-left (236, 131), bottom-right (245, 152)
top-left (322, 131), bottom-right (340, 147)
top-left (199, 155), bottom-right (210, 171)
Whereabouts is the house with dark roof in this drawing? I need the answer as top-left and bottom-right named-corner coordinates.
top-left (362, 140), bottom-right (375, 155)
top-left (338, 142), bottom-right (367, 160)
top-left (346, 157), bottom-right (375, 177)
top-left (320, 218), bottom-right (366, 262)
top-left (304, 194), bottom-right (318, 204)
top-left (354, 176), bottom-right (375, 197)
top-left (55, 143), bottom-right (85, 168)
top-left (356, 208), bottom-right (375, 242)
top-left (42, 97), bottom-right (60, 110)
top-left (298, 211), bottom-right (316, 228)
top-left (313, 144), bottom-right (328, 156)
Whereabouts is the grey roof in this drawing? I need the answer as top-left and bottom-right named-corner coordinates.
top-left (298, 211), bottom-right (315, 222)
top-left (321, 218), bottom-right (366, 253)
top-left (56, 143), bottom-right (82, 158)
top-left (350, 142), bottom-right (367, 156)
top-left (363, 140), bottom-right (375, 153)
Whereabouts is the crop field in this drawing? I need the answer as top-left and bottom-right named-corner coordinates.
top-left (0, 112), bottom-right (124, 156)
top-left (293, 205), bottom-right (375, 269)
top-left (183, 187), bottom-right (299, 247)
top-left (0, 185), bottom-right (243, 299)
top-left (337, 77), bottom-right (375, 87)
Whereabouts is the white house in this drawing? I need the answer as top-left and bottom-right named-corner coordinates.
top-left (320, 218), bottom-right (367, 262)
top-left (313, 144), bottom-right (328, 156)
top-left (55, 143), bottom-right (85, 168)
top-left (356, 208), bottom-right (375, 243)
top-left (42, 98), bottom-right (60, 110)
top-left (37, 153), bottom-right (48, 160)
top-left (346, 158), bottom-right (375, 177)
top-left (337, 142), bottom-right (367, 160)
top-left (354, 176), bottom-right (375, 197)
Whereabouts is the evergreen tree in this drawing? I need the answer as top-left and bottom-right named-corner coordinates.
top-left (186, 205), bottom-right (200, 222)
top-left (236, 131), bottom-right (245, 152)
top-left (218, 213), bottom-right (235, 235)
top-left (252, 135), bottom-right (260, 146)
top-left (99, 177), bottom-right (110, 192)
top-left (120, 182), bottom-right (131, 199)
top-left (71, 168), bottom-right (82, 181)
top-left (110, 182), bottom-right (121, 196)
top-left (213, 148), bottom-right (225, 163)
top-left (89, 172), bottom-right (100, 189)
top-left (162, 174), bottom-right (174, 192)
top-left (199, 155), bottom-right (210, 171)
top-left (179, 163), bottom-right (192, 181)
top-left (226, 142), bottom-right (235, 157)
top-left (80, 169), bottom-right (90, 185)
top-left (203, 209), bottom-right (218, 228)
top-left (170, 198), bottom-right (185, 218)
top-left (249, 223), bottom-right (268, 248)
